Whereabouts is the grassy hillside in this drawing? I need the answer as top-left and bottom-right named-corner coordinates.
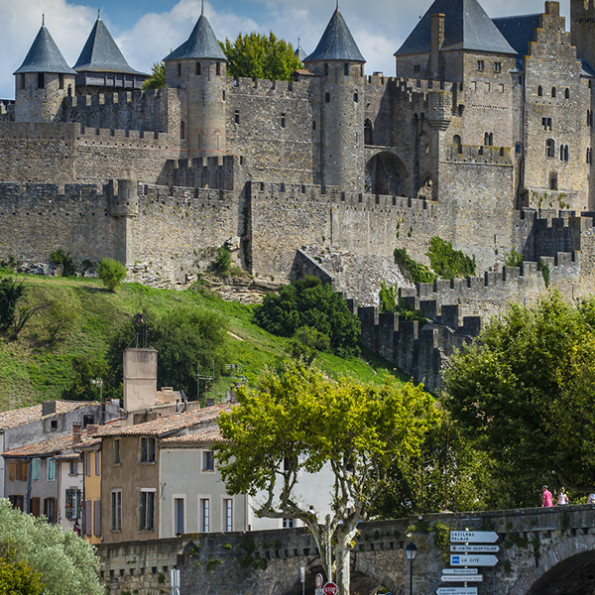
top-left (0, 274), bottom-right (408, 410)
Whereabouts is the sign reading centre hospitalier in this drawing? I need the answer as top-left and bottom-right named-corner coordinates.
top-left (323, 582), bottom-right (338, 595)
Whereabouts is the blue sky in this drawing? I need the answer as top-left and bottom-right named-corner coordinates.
top-left (0, 0), bottom-right (570, 99)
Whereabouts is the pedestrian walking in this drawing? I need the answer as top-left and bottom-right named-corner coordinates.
top-left (542, 485), bottom-right (553, 507)
top-left (557, 487), bottom-right (569, 506)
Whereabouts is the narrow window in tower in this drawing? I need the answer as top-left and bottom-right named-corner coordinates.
top-left (312, 121), bottom-right (316, 131)
top-left (216, 63), bottom-right (221, 76)
top-left (353, 93), bottom-right (358, 103)
top-left (180, 121), bottom-right (185, 140)
top-left (37, 73), bottom-right (44, 89)
top-left (551, 87), bottom-right (556, 98)
top-left (453, 135), bottom-right (462, 154)
top-left (550, 172), bottom-right (558, 190)
top-left (564, 145), bottom-right (569, 162)
top-left (196, 62), bottom-right (201, 76)
top-left (177, 63), bottom-right (181, 77)
top-left (59, 74), bottom-right (64, 90)
top-left (588, 110), bottom-right (592, 127)
top-left (538, 85), bottom-right (543, 96)
top-left (414, 64), bottom-right (421, 73)
top-left (68, 85), bottom-right (72, 97)
top-left (235, 110), bottom-right (240, 124)
top-left (325, 93), bottom-right (330, 103)
top-left (477, 60), bottom-right (484, 71)
top-left (494, 62), bottom-right (502, 73)
top-left (546, 138), bottom-right (555, 158)
top-left (515, 143), bottom-right (522, 155)
top-left (344, 63), bottom-right (349, 76)
top-left (222, 90), bottom-right (226, 101)
top-left (565, 88), bottom-right (570, 99)
top-left (587, 148), bottom-right (593, 164)
top-left (324, 64), bottom-right (329, 76)
top-left (20, 74), bottom-right (25, 90)
top-left (281, 113), bottom-right (286, 128)
top-left (542, 117), bottom-right (552, 131)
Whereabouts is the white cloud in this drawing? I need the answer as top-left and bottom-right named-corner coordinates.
top-left (0, 0), bottom-right (574, 98)
top-left (0, 0), bottom-right (95, 98)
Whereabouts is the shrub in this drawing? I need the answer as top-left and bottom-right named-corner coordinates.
top-left (394, 248), bottom-right (436, 284)
top-left (427, 236), bottom-right (475, 279)
top-left (254, 276), bottom-right (360, 356)
top-left (503, 248), bottom-right (524, 268)
top-left (50, 249), bottom-right (76, 277)
top-left (211, 245), bottom-right (232, 275)
top-left (97, 258), bottom-right (127, 292)
top-left (379, 281), bottom-right (398, 313)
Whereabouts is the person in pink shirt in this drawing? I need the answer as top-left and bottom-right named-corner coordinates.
top-left (542, 485), bottom-right (553, 507)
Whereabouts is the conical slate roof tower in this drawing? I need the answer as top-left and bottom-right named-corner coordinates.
top-left (14, 25), bottom-right (75, 75)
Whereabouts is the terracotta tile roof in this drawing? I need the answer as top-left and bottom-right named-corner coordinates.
top-left (160, 427), bottom-right (224, 448)
top-left (3, 433), bottom-right (80, 458)
top-left (99, 403), bottom-right (232, 438)
top-left (0, 401), bottom-right (99, 430)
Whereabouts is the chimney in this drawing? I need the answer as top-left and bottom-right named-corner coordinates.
top-left (430, 13), bottom-right (445, 80)
top-left (42, 401), bottom-right (56, 417)
top-left (86, 424), bottom-right (99, 436)
top-left (72, 422), bottom-right (82, 444)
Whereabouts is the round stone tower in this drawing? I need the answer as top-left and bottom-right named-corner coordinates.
top-left (304, 7), bottom-right (366, 193)
top-left (14, 22), bottom-right (76, 123)
top-left (163, 7), bottom-right (227, 158)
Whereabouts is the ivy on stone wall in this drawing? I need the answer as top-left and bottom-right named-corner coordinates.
top-left (427, 236), bottom-right (476, 279)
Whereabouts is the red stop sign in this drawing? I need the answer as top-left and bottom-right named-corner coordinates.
top-left (323, 583), bottom-right (338, 595)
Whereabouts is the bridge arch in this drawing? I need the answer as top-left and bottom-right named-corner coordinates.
top-left (510, 533), bottom-right (595, 594)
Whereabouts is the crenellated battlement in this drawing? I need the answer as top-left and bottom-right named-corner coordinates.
top-left (165, 156), bottom-right (237, 191)
top-left (227, 76), bottom-right (310, 98)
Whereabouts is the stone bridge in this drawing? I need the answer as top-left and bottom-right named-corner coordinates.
top-left (99, 505), bottom-right (595, 594)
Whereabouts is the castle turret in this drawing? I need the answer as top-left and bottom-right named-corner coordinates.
top-left (304, 7), bottom-right (366, 192)
top-left (73, 13), bottom-right (148, 94)
top-left (163, 6), bottom-right (227, 158)
top-left (14, 21), bottom-right (76, 123)
top-left (571, 0), bottom-right (595, 71)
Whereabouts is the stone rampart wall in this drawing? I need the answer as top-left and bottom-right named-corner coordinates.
top-left (61, 88), bottom-right (178, 133)
top-left (0, 121), bottom-right (180, 185)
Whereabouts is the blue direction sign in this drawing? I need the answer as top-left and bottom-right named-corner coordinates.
top-left (436, 588), bottom-right (478, 595)
top-left (450, 531), bottom-right (499, 543)
top-left (450, 554), bottom-right (499, 567)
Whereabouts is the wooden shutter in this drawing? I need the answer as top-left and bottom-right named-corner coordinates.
top-left (31, 497), bottom-right (40, 517)
top-left (93, 500), bottom-right (101, 537)
top-left (84, 500), bottom-right (92, 536)
top-left (8, 461), bottom-right (15, 481)
top-left (20, 461), bottom-right (28, 481)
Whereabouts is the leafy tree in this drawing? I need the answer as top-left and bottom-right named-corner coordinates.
top-left (221, 32), bottom-right (302, 81)
top-left (0, 545), bottom-right (43, 594)
top-left (106, 307), bottom-right (229, 399)
top-left (62, 356), bottom-right (109, 401)
top-left (0, 276), bottom-right (26, 332)
top-left (0, 499), bottom-right (102, 595)
top-left (0, 277), bottom-right (48, 339)
top-left (443, 291), bottom-right (595, 506)
top-left (143, 62), bottom-right (165, 90)
top-left (290, 325), bottom-right (330, 365)
top-left (254, 277), bottom-right (360, 357)
top-left (216, 365), bottom-right (440, 595)
top-left (97, 257), bottom-right (127, 292)
top-left (427, 236), bottom-right (475, 279)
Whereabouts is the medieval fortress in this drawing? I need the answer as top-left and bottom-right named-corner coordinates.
top-left (2, 0), bottom-right (595, 387)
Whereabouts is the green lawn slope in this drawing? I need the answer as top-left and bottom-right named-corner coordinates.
top-left (0, 275), bottom-right (409, 409)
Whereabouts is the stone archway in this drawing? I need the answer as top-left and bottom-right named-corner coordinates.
top-left (365, 151), bottom-right (408, 196)
top-left (509, 535), bottom-right (595, 594)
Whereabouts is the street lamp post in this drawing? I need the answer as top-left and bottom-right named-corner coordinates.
top-left (405, 541), bottom-right (417, 595)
